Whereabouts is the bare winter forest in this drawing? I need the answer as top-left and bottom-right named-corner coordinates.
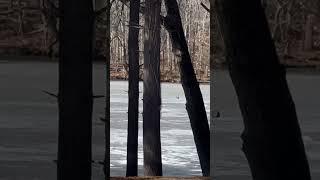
top-left (1, 0), bottom-right (320, 81)
top-left (0, 0), bottom-right (319, 179)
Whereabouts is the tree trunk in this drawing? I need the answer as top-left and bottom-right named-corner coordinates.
top-left (304, 14), bottom-right (314, 51)
top-left (143, 0), bottom-right (163, 176)
top-left (163, 0), bottom-right (210, 176)
top-left (57, 0), bottom-right (94, 179)
top-left (209, 1), bottom-right (216, 177)
top-left (214, 0), bottom-right (311, 179)
top-left (104, 0), bottom-right (111, 178)
top-left (126, 0), bottom-right (140, 176)
top-left (18, 0), bottom-right (24, 37)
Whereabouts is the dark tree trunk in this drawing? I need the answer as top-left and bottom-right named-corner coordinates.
top-left (214, 0), bottom-right (311, 179)
top-left (104, 0), bottom-right (111, 178)
top-left (143, 0), bottom-right (162, 176)
top-left (126, 0), bottom-right (140, 176)
top-left (163, 0), bottom-right (210, 176)
top-left (209, 1), bottom-right (216, 177)
top-left (57, 0), bottom-right (94, 179)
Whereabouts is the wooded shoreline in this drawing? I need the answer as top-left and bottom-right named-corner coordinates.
top-left (2, 55), bottom-right (320, 84)
top-left (2, 55), bottom-right (320, 69)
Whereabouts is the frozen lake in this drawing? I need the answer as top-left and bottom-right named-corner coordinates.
top-left (1, 61), bottom-right (320, 180)
top-left (213, 69), bottom-right (320, 180)
top-left (0, 61), bottom-right (209, 179)
top-left (109, 82), bottom-right (210, 176)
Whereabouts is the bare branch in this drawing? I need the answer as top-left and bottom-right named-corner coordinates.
top-left (99, 117), bottom-right (106, 122)
top-left (200, 2), bottom-right (210, 13)
top-left (93, 95), bottom-right (105, 99)
top-left (42, 90), bottom-right (58, 98)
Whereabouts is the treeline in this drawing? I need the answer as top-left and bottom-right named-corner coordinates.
top-left (0, 0), bottom-right (313, 179)
top-left (0, 0), bottom-right (320, 70)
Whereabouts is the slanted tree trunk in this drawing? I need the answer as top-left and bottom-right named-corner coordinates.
top-left (214, 0), bottom-right (311, 179)
top-left (126, 0), bottom-right (140, 176)
top-left (163, 0), bottom-right (210, 176)
top-left (57, 0), bottom-right (94, 179)
top-left (143, 0), bottom-right (163, 176)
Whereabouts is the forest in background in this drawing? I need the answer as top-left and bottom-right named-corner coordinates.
top-left (0, 0), bottom-right (314, 179)
top-left (1, 0), bottom-right (320, 82)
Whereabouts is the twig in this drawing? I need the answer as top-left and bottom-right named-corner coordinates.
top-left (200, 2), bottom-right (210, 13)
top-left (93, 95), bottom-right (105, 99)
top-left (99, 117), bottom-right (106, 122)
top-left (42, 90), bottom-right (58, 98)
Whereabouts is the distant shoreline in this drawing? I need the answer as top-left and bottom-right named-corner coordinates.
top-left (1, 55), bottom-right (320, 78)
top-left (0, 55), bottom-right (210, 83)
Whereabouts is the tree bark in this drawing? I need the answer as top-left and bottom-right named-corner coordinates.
top-left (304, 14), bottom-right (314, 51)
top-left (126, 0), bottom-right (140, 176)
top-left (214, 0), bottom-right (311, 179)
top-left (163, 0), bottom-right (210, 176)
top-left (57, 0), bottom-right (94, 179)
top-left (104, 0), bottom-right (111, 178)
top-left (209, 1), bottom-right (216, 177)
top-left (143, 0), bottom-right (163, 176)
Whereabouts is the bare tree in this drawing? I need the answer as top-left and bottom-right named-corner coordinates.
top-left (214, 0), bottom-right (311, 179)
top-left (40, 0), bottom-right (59, 57)
top-left (57, 0), bottom-right (94, 179)
top-left (304, 14), bottom-right (314, 50)
top-left (209, 1), bottom-right (216, 177)
top-left (98, 0), bottom-right (112, 178)
top-left (104, 1), bottom-right (111, 175)
top-left (143, 0), bottom-right (163, 176)
top-left (126, 0), bottom-right (140, 176)
top-left (162, 0), bottom-right (210, 176)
